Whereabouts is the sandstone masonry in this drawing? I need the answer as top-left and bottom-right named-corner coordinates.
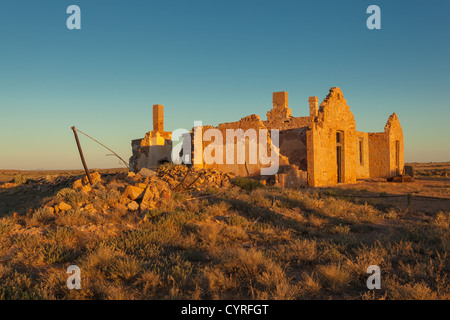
top-left (130, 87), bottom-right (404, 187)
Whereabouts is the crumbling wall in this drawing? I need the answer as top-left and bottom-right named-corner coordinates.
top-left (307, 87), bottom-right (357, 187)
top-left (366, 113), bottom-right (404, 179)
top-left (276, 165), bottom-right (307, 188)
top-left (278, 128), bottom-right (308, 171)
top-left (386, 113), bottom-right (404, 176)
top-left (131, 88), bottom-right (404, 188)
top-left (129, 105), bottom-right (172, 172)
top-left (190, 114), bottom-right (289, 177)
top-left (368, 132), bottom-right (389, 178)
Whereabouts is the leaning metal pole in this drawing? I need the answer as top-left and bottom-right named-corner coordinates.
top-left (71, 126), bottom-right (93, 185)
top-left (74, 128), bottom-right (130, 170)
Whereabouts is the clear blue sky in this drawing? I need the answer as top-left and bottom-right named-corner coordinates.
top-left (0, 0), bottom-right (449, 170)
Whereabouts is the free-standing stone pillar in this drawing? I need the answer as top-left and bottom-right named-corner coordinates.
top-left (308, 96), bottom-right (318, 118)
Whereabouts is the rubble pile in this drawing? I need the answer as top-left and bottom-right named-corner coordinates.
top-left (155, 165), bottom-right (234, 191)
top-left (1, 165), bottom-right (237, 218)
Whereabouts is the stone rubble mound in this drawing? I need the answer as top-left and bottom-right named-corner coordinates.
top-left (1, 165), bottom-right (236, 219)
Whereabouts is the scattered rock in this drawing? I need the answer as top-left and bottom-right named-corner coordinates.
top-left (58, 202), bottom-right (72, 211)
top-left (73, 179), bottom-right (83, 189)
top-left (44, 206), bottom-right (55, 214)
top-left (136, 183), bottom-right (148, 189)
top-left (114, 203), bottom-right (128, 211)
top-left (82, 171), bottom-right (102, 185)
top-left (127, 201), bottom-right (139, 212)
top-left (138, 168), bottom-right (157, 178)
top-left (81, 185), bottom-right (92, 193)
top-left (140, 187), bottom-right (155, 211)
top-left (84, 203), bottom-right (95, 211)
top-left (122, 186), bottom-right (145, 200)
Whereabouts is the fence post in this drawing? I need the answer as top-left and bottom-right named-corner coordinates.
top-left (407, 194), bottom-right (413, 211)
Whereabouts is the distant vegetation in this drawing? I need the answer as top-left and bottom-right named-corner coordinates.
top-left (12, 175), bottom-right (27, 185)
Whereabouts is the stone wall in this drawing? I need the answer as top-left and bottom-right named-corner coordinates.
top-left (190, 114), bottom-right (289, 178)
top-left (132, 88), bottom-right (405, 188)
top-left (356, 131), bottom-right (370, 179)
top-left (278, 127), bottom-right (308, 170)
top-left (276, 165), bottom-right (307, 188)
top-left (386, 113), bottom-right (404, 176)
top-left (129, 105), bottom-right (172, 171)
top-left (368, 132), bottom-right (389, 178)
top-left (366, 113), bottom-right (404, 179)
top-left (307, 87), bottom-right (358, 186)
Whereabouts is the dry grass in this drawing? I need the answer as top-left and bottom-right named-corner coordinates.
top-left (0, 168), bottom-right (448, 300)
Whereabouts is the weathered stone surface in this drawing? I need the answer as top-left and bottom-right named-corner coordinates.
top-left (135, 183), bottom-right (148, 189)
top-left (122, 186), bottom-right (145, 200)
top-left (138, 167), bottom-right (157, 178)
top-left (58, 202), bottom-right (72, 211)
top-left (130, 88), bottom-right (403, 188)
top-left (140, 187), bottom-right (154, 211)
top-left (73, 179), bottom-right (83, 189)
top-left (81, 185), bottom-right (92, 193)
top-left (276, 165), bottom-right (307, 188)
top-left (82, 171), bottom-right (102, 185)
top-left (46, 206), bottom-right (55, 214)
top-left (129, 105), bottom-right (172, 171)
top-left (127, 201), bottom-right (139, 211)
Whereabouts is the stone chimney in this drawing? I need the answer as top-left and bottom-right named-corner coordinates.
top-left (273, 91), bottom-right (288, 109)
top-left (153, 104), bottom-right (164, 132)
top-left (267, 91), bottom-right (292, 123)
top-left (308, 97), bottom-right (318, 117)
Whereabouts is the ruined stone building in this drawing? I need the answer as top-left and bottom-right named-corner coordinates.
top-left (130, 104), bottom-right (172, 171)
top-left (130, 87), bottom-right (404, 187)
